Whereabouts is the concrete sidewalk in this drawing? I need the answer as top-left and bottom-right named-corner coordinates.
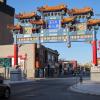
top-left (70, 80), bottom-right (100, 95)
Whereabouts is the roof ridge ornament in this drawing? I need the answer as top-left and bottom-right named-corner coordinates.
top-left (37, 4), bottom-right (67, 12)
top-left (15, 12), bottom-right (37, 19)
top-left (87, 19), bottom-right (100, 26)
top-left (68, 7), bottom-right (93, 16)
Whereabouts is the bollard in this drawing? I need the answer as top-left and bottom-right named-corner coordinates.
top-left (79, 76), bottom-right (83, 83)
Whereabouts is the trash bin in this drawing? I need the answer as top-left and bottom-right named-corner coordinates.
top-left (10, 70), bottom-right (22, 81)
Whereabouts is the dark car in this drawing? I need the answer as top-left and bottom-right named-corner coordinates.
top-left (0, 76), bottom-right (11, 99)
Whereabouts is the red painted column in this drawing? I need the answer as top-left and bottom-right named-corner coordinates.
top-left (92, 29), bottom-right (97, 66)
top-left (92, 40), bottom-right (97, 66)
top-left (14, 44), bottom-right (18, 66)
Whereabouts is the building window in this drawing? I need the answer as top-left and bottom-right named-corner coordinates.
top-left (48, 54), bottom-right (51, 61)
top-left (52, 55), bottom-right (54, 61)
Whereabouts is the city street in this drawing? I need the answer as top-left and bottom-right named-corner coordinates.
top-left (0, 1), bottom-right (100, 100)
top-left (2, 77), bottom-right (100, 100)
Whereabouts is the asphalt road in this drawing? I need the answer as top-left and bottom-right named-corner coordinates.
top-left (2, 77), bottom-right (100, 100)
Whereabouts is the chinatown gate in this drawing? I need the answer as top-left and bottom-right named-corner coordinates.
top-left (8, 4), bottom-right (100, 81)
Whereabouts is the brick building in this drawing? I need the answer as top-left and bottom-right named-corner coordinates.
top-left (59, 60), bottom-right (77, 75)
top-left (0, 44), bottom-right (59, 78)
top-left (36, 44), bottom-right (59, 68)
top-left (0, 0), bottom-right (15, 45)
top-left (35, 44), bottom-right (59, 77)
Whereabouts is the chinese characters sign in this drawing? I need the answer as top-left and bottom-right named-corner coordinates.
top-left (48, 19), bottom-right (60, 29)
top-left (76, 23), bottom-right (87, 35)
top-left (24, 27), bottom-right (32, 34)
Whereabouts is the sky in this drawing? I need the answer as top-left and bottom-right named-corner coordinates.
top-left (7, 0), bottom-right (100, 64)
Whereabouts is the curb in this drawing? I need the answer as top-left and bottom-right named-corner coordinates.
top-left (4, 78), bottom-right (44, 85)
top-left (69, 84), bottom-right (100, 96)
top-left (4, 80), bottom-right (35, 85)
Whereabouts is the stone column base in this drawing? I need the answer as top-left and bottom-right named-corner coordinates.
top-left (26, 68), bottom-right (35, 79)
top-left (91, 66), bottom-right (100, 82)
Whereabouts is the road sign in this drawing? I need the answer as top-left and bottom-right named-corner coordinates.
top-left (0, 58), bottom-right (11, 68)
top-left (0, 58), bottom-right (4, 66)
top-left (48, 19), bottom-right (60, 29)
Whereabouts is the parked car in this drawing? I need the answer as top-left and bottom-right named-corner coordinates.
top-left (0, 76), bottom-right (11, 99)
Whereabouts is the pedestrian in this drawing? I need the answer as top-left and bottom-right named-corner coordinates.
top-left (47, 64), bottom-right (50, 77)
top-left (15, 65), bottom-right (21, 70)
top-left (79, 68), bottom-right (83, 83)
top-left (63, 64), bottom-right (67, 75)
top-left (0, 76), bottom-right (4, 84)
top-left (39, 69), bottom-right (43, 78)
top-left (59, 64), bottom-right (62, 76)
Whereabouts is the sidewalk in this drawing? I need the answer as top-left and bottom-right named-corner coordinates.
top-left (70, 80), bottom-right (100, 95)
